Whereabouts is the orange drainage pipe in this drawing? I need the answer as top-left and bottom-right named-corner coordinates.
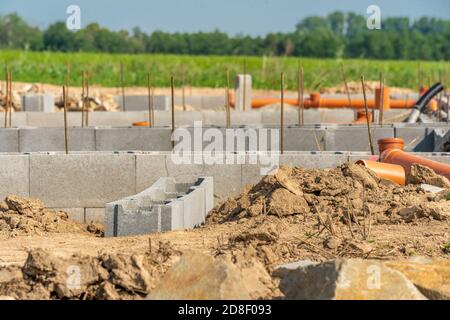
top-left (379, 138), bottom-right (450, 180)
top-left (352, 111), bottom-right (373, 124)
top-left (356, 159), bottom-right (405, 185)
top-left (132, 121), bottom-right (151, 127)
top-left (248, 92), bottom-right (417, 110)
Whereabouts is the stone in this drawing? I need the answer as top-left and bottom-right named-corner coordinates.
top-left (279, 259), bottom-right (427, 300)
top-left (385, 259), bottom-right (450, 300)
top-left (147, 251), bottom-right (251, 300)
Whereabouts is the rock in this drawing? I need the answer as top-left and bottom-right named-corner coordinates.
top-left (275, 167), bottom-right (303, 196)
top-left (0, 296), bottom-right (15, 300)
top-left (385, 258), bottom-right (450, 300)
top-left (279, 259), bottom-right (427, 300)
top-left (147, 251), bottom-right (252, 300)
top-left (420, 184), bottom-right (444, 194)
top-left (269, 188), bottom-right (310, 216)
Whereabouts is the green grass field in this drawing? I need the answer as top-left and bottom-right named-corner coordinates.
top-left (0, 50), bottom-right (448, 90)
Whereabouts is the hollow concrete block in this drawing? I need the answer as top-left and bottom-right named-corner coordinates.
top-left (0, 154), bottom-right (29, 199)
top-left (95, 127), bottom-right (172, 151)
top-left (0, 128), bottom-right (19, 152)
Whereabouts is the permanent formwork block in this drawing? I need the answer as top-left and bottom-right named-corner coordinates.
top-left (235, 75), bottom-right (252, 111)
top-left (19, 127), bottom-right (96, 152)
top-left (85, 208), bottom-right (106, 224)
top-left (117, 95), bottom-right (170, 111)
top-left (284, 127), bottom-right (326, 151)
top-left (0, 154), bottom-right (29, 199)
top-left (202, 111), bottom-right (263, 126)
top-left (88, 112), bottom-right (150, 127)
top-left (29, 153), bottom-right (136, 208)
top-left (21, 93), bottom-right (54, 112)
top-left (95, 127), bottom-right (173, 151)
top-left (26, 112), bottom-right (82, 127)
top-left (394, 127), bottom-right (432, 152)
top-left (105, 176), bottom-right (213, 237)
top-left (0, 128), bottom-right (19, 152)
top-left (324, 127), bottom-right (394, 152)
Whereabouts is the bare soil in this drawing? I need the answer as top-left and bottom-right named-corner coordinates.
top-left (0, 163), bottom-right (449, 299)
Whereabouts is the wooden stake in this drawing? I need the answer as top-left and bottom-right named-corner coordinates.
top-left (120, 62), bottom-right (126, 111)
top-left (181, 65), bottom-right (186, 110)
top-left (243, 59), bottom-right (247, 112)
top-left (379, 72), bottom-right (384, 127)
top-left (171, 76), bottom-right (175, 149)
top-left (340, 62), bottom-right (352, 109)
top-left (280, 72), bottom-right (285, 155)
top-left (81, 71), bottom-right (85, 128)
top-left (297, 65), bottom-right (304, 127)
top-left (361, 75), bottom-right (375, 155)
top-left (8, 70), bottom-right (12, 128)
top-left (226, 68), bottom-right (231, 128)
top-left (85, 71), bottom-right (90, 127)
top-left (63, 85), bottom-right (69, 154)
top-left (4, 66), bottom-right (8, 128)
top-left (147, 72), bottom-right (153, 128)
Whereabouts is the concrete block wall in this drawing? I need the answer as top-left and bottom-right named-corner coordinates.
top-left (0, 125), bottom-right (447, 152)
top-left (2, 151), bottom-right (450, 227)
top-left (105, 176), bottom-right (213, 237)
top-left (21, 93), bottom-right (54, 112)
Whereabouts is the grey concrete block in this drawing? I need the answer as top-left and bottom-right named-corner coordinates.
top-left (19, 127), bottom-right (95, 152)
top-left (30, 153), bottom-right (136, 208)
top-left (89, 112), bottom-right (150, 127)
top-left (324, 127), bottom-right (394, 152)
top-left (52, 208), bottom-right (85, 223)
top-left (95, 127), bottom-right (172, 151)
top-left (0, 128), bottom-right (19, 152)
top-left (284, 128), bottom-right (326, 151)
top-left (0, 154), bottom-right (29, 199)
top-left (135, 153), bottom-right (169, 193)
top-left (117, 95), bottom-right (170, 111)
top-left (26, 112), bottom-right (81, 127)
top-left (395, 127), bottom-right (431, 152)
top-left (279, 152), bottom-right (349, 168)
top-left (21, 93), bottom-right (54, 112)
top-left (85, 208), bottom-right (105, 224)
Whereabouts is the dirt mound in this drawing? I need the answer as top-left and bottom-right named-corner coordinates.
top-left (0, 195), bottom-right (102, 237)
top-left (407, 164), bottom-right (450, 188)
top-left (208, 163), bottom-right (449, 225)
top-left (0, 241), bottom-right (180, 300)
top-left (207, 164), bottom-right (450, 271)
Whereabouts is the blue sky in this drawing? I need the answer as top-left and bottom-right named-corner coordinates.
top-left (1, 0), bottom-right (449, 36)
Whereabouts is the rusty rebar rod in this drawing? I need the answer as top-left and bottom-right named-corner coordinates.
top-left (361, 75), bottom-right (375, 155)
top-left (63, 85), bottom-right (69, 155)
top-left (280, 72), bottom-right (285, 155)
top-left (171, 76), bottom-right (175, 149)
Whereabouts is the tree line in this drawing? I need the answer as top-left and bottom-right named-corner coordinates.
top-left (0, 12), bottom-right (449, 60)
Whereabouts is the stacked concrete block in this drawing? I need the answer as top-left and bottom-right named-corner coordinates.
top-left (0, 154), bottom-right (29, 199)
top-left (19, 127), bottom-right (95, 152)
top-left (117, 95), bottom-right (170, 111)
top-left (324, 126), bottom-right (394, 152)
top-left (21, 93), bottom-right (54, 112)
top-left (105, 176), bottom-right (213, 237)
top-left (0, 128), bottom-right (19, 152)
top-left (95, 127), bottom-right (172, 151)
top-left (235, 75), bottom-right (252, 111)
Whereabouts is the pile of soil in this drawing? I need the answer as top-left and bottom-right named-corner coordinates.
top-left (208, 163), bottom-right (450, 225)
top-left (0, 195), bottom-right (102, 237)
top-left (207, 163), bottom-right (450, 271)
top-left (0, 241), bottom-right (180, 300)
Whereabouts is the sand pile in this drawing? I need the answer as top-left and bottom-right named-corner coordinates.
top-left (0, 241), bottom-right (180, 300)
top-left (0, 195), bottom-right (102, 237)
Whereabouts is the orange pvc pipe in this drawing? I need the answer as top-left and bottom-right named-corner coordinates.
top-left (379, 138), bottom-right (450, 180)
top-left (133, 121), bottom-right (151, 127)
top-left (352, 111), bottom-right (373, 124)
top-left (248, 93), bottom-right (417, 110)
top-left (356, 159), bottom-right (405, 185)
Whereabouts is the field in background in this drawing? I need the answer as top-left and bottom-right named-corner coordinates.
top-left (0, 50), bottom-right (449, 90)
